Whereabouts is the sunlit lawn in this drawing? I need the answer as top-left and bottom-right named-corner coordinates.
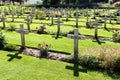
top-left (0, 50), bottom-right (119, 80)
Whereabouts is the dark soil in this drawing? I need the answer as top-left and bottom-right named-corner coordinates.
top-left (20, 48), bottom-right (70, 61)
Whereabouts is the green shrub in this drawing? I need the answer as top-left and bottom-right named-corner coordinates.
top-left (112, 30), bottom-right (120, 42)
top-left (4, 44), bottom-right (17, 51)
top-left (79, 55), bottom-right (88, 66)
top-left (37, 25), bottom-right (47, 34)
top-left (87, 56), bottom-right (100, 69)
top-left (0, 32), bottom-right (7, 49)
top-left (86, 22), bottom-right (93, 28)
top-left (81, 46), bottom-right (120, 71)
top-left (8, 23), bottom-right (16, 31)
top-left (60, 32), bottom-right (67, 37)
top-left (65, 55), bottom-right (74, 63)
top-left (35, 11), bottom-right (46, 20)
top-left (116, 17), bottom-right (120, 24)
top-left (115, 57), bottom-right (120, 71)
top-left (95, 12), bottom-right (99, 15)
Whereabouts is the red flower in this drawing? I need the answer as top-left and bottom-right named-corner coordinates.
top-left (38, 43), bottom-right (41, 46)
top-left (46, 44), bottom-right (48, 47)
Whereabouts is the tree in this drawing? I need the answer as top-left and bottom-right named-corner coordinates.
top-left (50, 0), bottom-right (60, 5)
top-left (42, 0), bottom-right (51, 5)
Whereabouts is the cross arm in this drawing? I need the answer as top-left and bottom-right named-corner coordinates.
top-left (67, 34), bottom-right (86, 40)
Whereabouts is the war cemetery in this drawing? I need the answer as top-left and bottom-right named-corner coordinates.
top-left (0, 0), bottom-right (120, 80)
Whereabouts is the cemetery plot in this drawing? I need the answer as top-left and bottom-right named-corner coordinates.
top-left (0, 6), bottom-right (120, 79)
top-left (0, 6), bottom-right (120, 80)
top-left (0, 6), bottom-right (120, 52)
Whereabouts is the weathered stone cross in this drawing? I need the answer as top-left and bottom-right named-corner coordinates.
top-left (29, 12), bottom-right (34, 23)
top-left (4, 9), bottom-right (7, 16)
top-left (67, 28), bottom-right (85, 76)
top-left (86, 9), bottom-right (90, 28)
top-left (103, 15), bottom-right (108, 29)
top-left (66, 12), bottom-right (69, 21)
top-left (47, 11), bottom-right (51, 20)
top-left (68, 28), bottom-right (85, 62)
top-left (51, 13), bottom-right (54, 25)
top-left (93, 7), bottom-right (96, 19)
top-left (16, 24), bottom-right (29, 49)
top-left (92, 20), bottom-right (102, 39)
top-left (1, 15), bottom-right (6, 29)
top-left (109, 14), bottom-right (112, 24)
top-left (11, 12), bottom-right (15, 22)
top-left (25, 16), bottom-right (31, 31)
top-left (55, 17), bottom-right (63, 39)
top-left (75, 8), bottom-right (79, 28)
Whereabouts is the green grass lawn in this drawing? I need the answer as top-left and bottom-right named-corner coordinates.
top-left (0, 50), bottom-right (119, 80)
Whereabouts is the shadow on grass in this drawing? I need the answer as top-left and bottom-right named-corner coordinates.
top-left (104, 28), bottom-right (110, 32)
top-left (66, 63), bottom-right (120, 79)
top-left (92, 38), bottom-right (105, 45)
top-left (66, 63), bottom-right (87, 77)
top-left (7, 48), bottom-right (24, 61)
top-left (52, 35), bottom-right (63, 39)
top-left (87, 68), bottom-right (120, 80)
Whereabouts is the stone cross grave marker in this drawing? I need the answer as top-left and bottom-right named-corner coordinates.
top-left (51, 13), bottom-right (54, 25)
top-left (66, 12), bottom-right (69, 21)
top-left (107, 7), bottom-right (110, 15)
top-left (29, 12), bottom-right (34, 23)
top-left (16, 10), bottom-right (21, 18)
top-left (93, 7), bottom-right (96, 19)
top-left (86, 10), bottom-right (89, 22)
top-left (55, 17), bottom-right (63, 39)
top-left (67, 28), bottom-right (85, 61)
top-left (1, 15), bottom-right (6, 29)
top-left (75, 8), bottom-right (79, 28)
top-left (25, 16), bottom-right (31, 31)
top-left (103, 15), bottom-right (108, 29)
top-left (0, 8), bottom-right (2, 14)
top-left (9, 7), bottom-right (12, 14)
top-left (92, 20), bottom-right (102, 39)
top-left (47, 11), bottom-right (51, 20)
top-left (16, 10), bottom-right (19, 18)
top-left (11, 12), bottom-right (15, 22)
top-left (67, 28), bottom-right (85, 76)
top-left (4, 9), bottom-right (7, 16)
top-left (16, 24), bottom-right (29, 49)
top-left (85, 9), bottom-right (90, 28)
top-left (109, 14), bottom-right (112, 24)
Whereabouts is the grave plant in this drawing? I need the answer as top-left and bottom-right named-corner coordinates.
top-left (3, 43), bottom-right (17, 51)
top-left (7, 23), bottom-right (16, 31)
top-left (38, 42), bottom-right (51, 57)
top-left (34, 11), bottom-right (46, 20)
top-left (116, 17), bottom-right (120, 24)
top-left (37, 24), bottom-right (47, 34)
top-left (112, 30), bottom-right (120, 42)
top-left (0, 32), bottom-right (7, 49)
